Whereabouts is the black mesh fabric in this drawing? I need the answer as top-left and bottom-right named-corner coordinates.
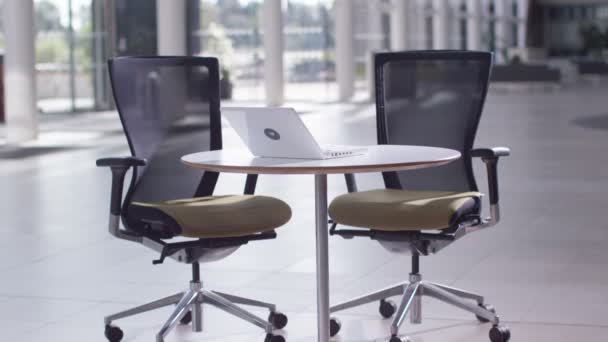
top-left (375, 51), bottom-right (492, 192)
top-left (108, 57), bottom-right (222, 232)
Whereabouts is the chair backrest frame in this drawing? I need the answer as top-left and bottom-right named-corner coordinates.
top-left (374, 50), bottom-right (493, 193)
top-left (108, 56), bottom-right (226, 233)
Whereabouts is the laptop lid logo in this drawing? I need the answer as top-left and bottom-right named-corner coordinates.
top-left (264, 128), bottom-right (281, 141)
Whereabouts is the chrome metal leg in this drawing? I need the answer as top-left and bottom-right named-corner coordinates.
top-left (211, 290), bottom-right (277, 311)
top-left (409, 274), bottom-right (422, 324)
top-left (330, 282), bottom-right (407, 313)
top-left (202, 289), bottom-right (273, 333)
top-left (410, 292), bottom-right (422, 324)
top-left (104, 292), bottom-right (184, 324)
top-left (427, 282), bottom-right (484, 304)
top-left (189, 281), bottom-right (203, 332)
top-left (422, 283), bottom-right (498, 324)
top-left (314, 174), bottom-right (330, 342)
top-left (156, 290), bottom-right (199, 342)
top-left (390, 283), bottom-right (420, 336)
top-left (191, 295), bottom-right (203, 333)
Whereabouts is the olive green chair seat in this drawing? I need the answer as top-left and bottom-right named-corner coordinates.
top-left (133, 195), bottom-right (292, 238)
top-left (329, 189), bottom-right (480, 231)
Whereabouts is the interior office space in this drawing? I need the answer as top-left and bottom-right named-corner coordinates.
top-left (1, 0), bottom-right (608, 341)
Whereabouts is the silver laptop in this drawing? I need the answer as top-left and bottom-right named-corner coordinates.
top-left (222, 107), bottom-right (367, 160)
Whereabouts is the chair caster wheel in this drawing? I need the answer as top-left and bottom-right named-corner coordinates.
top-left (476, 304), bottom-right (496, 323)
top-left (179, 311), bottom-right (192, 325)
top-left (265, 333), bottom-right (285, 342)
top-left (269, 311), bottom-right (288, 330)
top-left (379, 299), bottom-right (397, 319)
top-left (489, 325), bottom-right (511, 342)
top-left (389, 335), bottom-right (410, 342)
top-left (330, 317), bottom-right (341, 337)
top-left (104, 324), bottom-right (123, 342)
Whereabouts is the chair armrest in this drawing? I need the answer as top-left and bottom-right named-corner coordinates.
top-left (471, 147), bottom-right (511, 159)
top-left (96, 157), bottom-right (146, 168)
top-left (470, 147), bottom-right (510, 219)
top-left (96, 157), bottom-right (146, 216)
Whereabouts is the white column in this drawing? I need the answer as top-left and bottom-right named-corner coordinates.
top-left (466, 0), bottom-right (482, 50)
top-left (493, 0), bottom-right (510, 62)
top-left (156, 0), bottom-right (187, 55)
top-left (432, 0), bottom-right (449, 49)
top-left (409, 1), bottom-right (419, 49)
top-left (415, 0), bottom-right (428, 49)
top-left (517, 0), bottom-right (529, 48)
top-left (335, 0), bottom-right (355, 101)
top-left (4, 0), bottom-right (38, 143)
top-left (390, 0), bottom-right (408, 51)
top-left (263, 0), bottom-right (284, 106)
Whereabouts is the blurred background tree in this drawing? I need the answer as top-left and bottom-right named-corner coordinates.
top-left (35, 0), bottom-right (63, 33)
top-left (580, 24), bottom-right (606, 58)
top-left (35, 0), bottom-right (68, 64)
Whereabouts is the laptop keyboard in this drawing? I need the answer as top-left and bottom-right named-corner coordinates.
top-left (323, 150), bottom-right (353, 158)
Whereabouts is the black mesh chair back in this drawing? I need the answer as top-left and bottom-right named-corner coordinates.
top-left (375, 51), bottom-right (492, 192)
top-left (108, 56), bottom-right (224, 231)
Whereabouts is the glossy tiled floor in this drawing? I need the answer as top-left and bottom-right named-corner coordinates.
top-left (1, 85), bottom-right (608, 342)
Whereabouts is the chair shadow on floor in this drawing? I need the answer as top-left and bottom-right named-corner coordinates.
top-left (570, 113), bottom-right (608, 131)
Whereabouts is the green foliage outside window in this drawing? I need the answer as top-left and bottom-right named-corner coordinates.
top-left (36, 34), bottom-right (69, 64)
top-left (580, 24), bottom-right (608, 57)
top-left (33, 1), bottom-right (93, 68)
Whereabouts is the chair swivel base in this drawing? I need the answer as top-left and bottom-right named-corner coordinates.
top-left (329, 273), bottom-right (510, 342)
top-left (104, 280), bottom-right (287, 342)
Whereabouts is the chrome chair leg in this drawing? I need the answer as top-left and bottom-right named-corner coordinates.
top-left (422, 282), bottom-right (498, 324)
top-left (409, 291), bottom-right (422, 324)
top-left (390, 283), bottom-right (420, 336)
top-left (330, 282), bottom-right (407, 313)
top-left (211, 290), bottom-right (277, 311)
top-left (104, 292), bottom-right (184, 325)
top-left (191, 295), bottom-right (204, 333)
top-left (156, 290), bottom-right (199, 342)
top-left (328, 273), bottom-right (502, 341)
top-left (409, 274), bottom-right (422, 324)
top-left (428, 282), bottom-right (484, 304)
top-left (189, 281), bottom-right (204, 332)
top-left (103, 274), bottom-right (283, 342)
top-left (202, 289), bottom-right (273, 333)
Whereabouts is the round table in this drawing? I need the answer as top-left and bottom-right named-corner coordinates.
top-left (182, 145), bottom-right (460, 342)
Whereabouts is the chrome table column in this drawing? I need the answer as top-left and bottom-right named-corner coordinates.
top-left (315, 174), bottom-right (330, 342)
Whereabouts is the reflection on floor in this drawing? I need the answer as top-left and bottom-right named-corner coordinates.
top-left (1, 86), bottom-right (608, 342)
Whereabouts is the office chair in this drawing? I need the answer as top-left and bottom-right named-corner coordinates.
top-left (327, 51), bottom-right (511, 342)
top-left (97, 56), bottom-right (290, 342)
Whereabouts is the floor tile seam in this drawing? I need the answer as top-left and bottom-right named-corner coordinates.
top-left (419, 315), bottom-right (608, 329)
top-left (330, 257), bottom-right (401, 294)
top-left (443, 247), bottom-right (504, 286)
top-left (0, 235), bottom-right (114, 274)
top-left (0, 293), bottom-right (107, 305)
top-left (296, 309), bottom-right (608, 329)
top-left (497, 319), bottom-right (608, 329)
top-left (398, 320), bottom-right (489, 337)
top-left (0, 321), bottom-right (56, 341)
top-left (0, 302), bottom-right (101, 325)
top-left (199, 269), bottom-right (277, 289)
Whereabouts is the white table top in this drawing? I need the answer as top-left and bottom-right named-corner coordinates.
top-left (181, 145), bottom-right (460, 175)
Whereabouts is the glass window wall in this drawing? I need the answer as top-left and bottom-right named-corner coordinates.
top-left (284, 0), bottom-right (336, 102)
top-left (191, 0), bottom-right (265, 102)
top-left (191, 0), bottom-right (336, 103)
top-left (35, 0), bottom-right (110, 114)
